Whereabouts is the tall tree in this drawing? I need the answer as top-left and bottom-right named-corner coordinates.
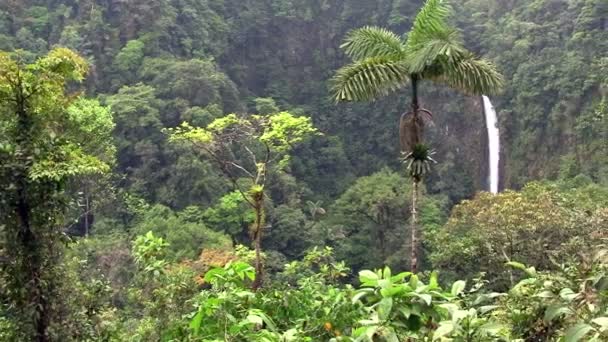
top-left (167, 112), bottom-right (318, 290)
top-left (331, 0), bottom-right (503, 273)
top-left (0, 48), bottom-right (109, 341)
top-left (64, 98), bottom-right (116, 236)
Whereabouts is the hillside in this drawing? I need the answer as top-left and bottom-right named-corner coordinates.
top-left (0, 0), bottom-right (607, 341)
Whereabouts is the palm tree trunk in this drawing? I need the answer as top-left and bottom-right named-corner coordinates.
top-left (411, 75), bottom-right (420, 144)
top-left (410, 74), bottom-right (420, 274)
top-left (411, 75), bottom-right (419, 111)
top-left (411, 179), bottom-right (419, 274)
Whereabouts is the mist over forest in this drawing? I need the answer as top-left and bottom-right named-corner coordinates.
top-left (0, 0), bottom-right (607, 341)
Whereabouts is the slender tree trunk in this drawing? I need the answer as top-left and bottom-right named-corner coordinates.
top-left (411, 74), bottom-right (420, 142)
top-left (411, 180), bottom-right (419, 274)
top-left (409, 75), bottom-right (420, 274)
top-left (253, 227), bottom-right (262, 289)
top-left (84, 189), bottom-right (90, 237)
top-left (379, 223), bottom-right (387, 264)
top-left (251, 194), bottom-right (265, 291)
top-left (15, 88), bottom-right (50, 342)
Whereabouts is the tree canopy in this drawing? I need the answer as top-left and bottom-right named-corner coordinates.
top-left (0, 0), bottom-right (607, 340)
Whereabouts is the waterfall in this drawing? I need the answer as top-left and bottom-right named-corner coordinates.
top-left (482, 96), bottom-right (500, 194)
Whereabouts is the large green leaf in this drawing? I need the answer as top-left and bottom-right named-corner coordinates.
top-left (341, 26), bottom-right (405, 60)
top-left (439, 53), bottom-right (504, 95)
top-left (415, 293), bottom-right (432, 306)
top-left (406, 0), bottom-right (451, 51)
top-left (331, 57), bottom-right (409, 102)
top-left (479, 322), bottom-right (505, 335)
top-left (353, 288), bottom-right (374, 303)
top-left (560, 288), bottom-right (579, 302)
top-left (381, 286), bottom-right (407, 298)
top-left (451, 280), bottom-right (466, 296)
top-left (544, 305), bottom-right (572, 322)
top-left (564, 323), bottom-right (594, 342)
top-left (190, 309), bottom-right (203, 335)
top-left (407, 30), bottom-right (464, 74)
top-left (359, 270), bottom-right (379, 285)
top-left (377, 297), bottom-right (394, 321)
top-left (433, 322), bottom-right (454, 340)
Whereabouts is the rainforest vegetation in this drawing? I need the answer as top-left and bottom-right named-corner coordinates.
top-left (0, 0), bottom-right (607, 341)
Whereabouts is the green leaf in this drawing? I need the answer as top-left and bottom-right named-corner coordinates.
top-left (190, 309), bottom-right (203, 335)
top-left (544, 305), bottom-right (572, 322)
top-left (513, 278), bottom-right (538, 289)
top-left (341, 26), bottom-right (405, 60)
top-left (381, 285), bottom-right (407, 298)
top-left (559, 288), bottom-right (579, 302)
top-left (400, 306), bottom-right (412, 319)
top-left (390, 272), bottom-right (412, 283)
top-left (441, 53), bottom-right (505, 96)
top-left (383, 266), bottom-right (392, 279)
top-left (257, 312), bottom-right (277, 331)
top-left (433, 322), bottom-right (454, 340)
top-left (429, 271), bottom-right (439, 289)
top-left (359, 270), bottom-right (379, 285)
top-left (409, 274), bottom-right (419, 289)
top-left (479, 322), bottom-right (504, 335)
top-left (384, 327), bottom-right (399, 342)
top-left (353, 288), bottom-right (374, 303)
top-left (377, 297), bottom-right (393, 321)
top-left (203, 268), bottom-right (225, 283)
top-left (479, 305), bottom-right (500, 314)
top-left (331, 57), bottom-right (409, 102)
top-left (246, 314), bottom-right (264, 326)
top-left (378, 278), bottom-right (391, 289)
top-left (415, 293), bottom-right (432, 306)
top-left (535, 290), bottom-right (555, 298)
top-left (505, 261), bottom-right (526, 271)
top-left (451, 280), bottom-right (466, 296)
top-left (473, 292), bottom-right (505, 305)
top-left (564, 323), bottom-right (593, 342)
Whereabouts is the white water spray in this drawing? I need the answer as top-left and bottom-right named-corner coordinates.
top-left (482, 96), bottom-right (500, 194)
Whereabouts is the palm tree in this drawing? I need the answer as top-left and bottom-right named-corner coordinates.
top-left (331, 0), bottom-right (504, 273)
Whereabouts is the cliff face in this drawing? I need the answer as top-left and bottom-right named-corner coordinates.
top-left (454, 0), bottom-right (608, 187)
top-left (424, 94), bottom-right (488, 201)
top-left (214, 0), bottom-right (607, 194)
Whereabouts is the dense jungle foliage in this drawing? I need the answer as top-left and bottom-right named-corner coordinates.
top-left (0, 0), bottom-right (607, 341)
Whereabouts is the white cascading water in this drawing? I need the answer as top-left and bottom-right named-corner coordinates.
top-left (482, 95), bottom-right (500, 194)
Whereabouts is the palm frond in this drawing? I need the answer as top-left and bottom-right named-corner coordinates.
top-left (331, 57), bottom-right (410, 102)
top-left (438, 54), bottom-right (505, 95)
top-left (406, 0), bottom-right (451, 50)
top-left (407, 29), bottom-right (465, 74)
top-left (341, 26), bottom-right (406, 60)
